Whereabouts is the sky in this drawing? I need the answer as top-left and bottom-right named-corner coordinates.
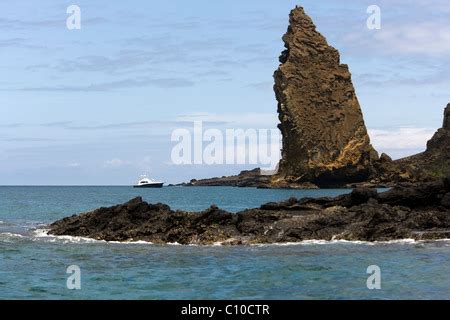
top-left (0, 0), bottom-right (449, 185)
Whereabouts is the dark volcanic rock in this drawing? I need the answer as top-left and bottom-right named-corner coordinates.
top-left (180, 168), bottom-right (270, 187)
top-left (48, 180), bottom-right (450, 245)
top-left (50, 198), bottom-right (241, 244)
top-left (442, 193), bottom-right (450, 208)
top-left (181, 168), bottom-right (320, 189)
top-left (371, 104), bottom-right (450, 184)
top-left (444, 103), bottom-right (450, 129)
top-left (273, 6), bottom-right (378, 186)
top-left (404, 104), bottom-right (450, 178)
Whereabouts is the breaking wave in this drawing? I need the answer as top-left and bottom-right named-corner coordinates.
top-left (0, 228), bottom-right (448, 247)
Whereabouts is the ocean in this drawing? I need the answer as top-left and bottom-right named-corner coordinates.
top-left (0, 186), bottom-right (449, 300)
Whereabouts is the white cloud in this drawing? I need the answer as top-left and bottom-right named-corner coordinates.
top-left (137, 156), bottom-right (153, 171)
top-left (378, 0), bottom-right (450, 13)
top-left (103, 157), bottom-right (153, 171)
top-left (341, 18), bottom-right (450, 57)
top-left (103, 158), bottom-right (126, 168)
top-left (369, 127), bottom-right (435, 150)
top-left (67, 162), bottom-right (80, 168)
top-left (373, 21), bottom-right (450, 56)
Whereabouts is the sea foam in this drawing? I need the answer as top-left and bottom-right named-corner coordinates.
top-left (31, 229), bottom-right (154, 245)
top-left (24, 229), bottom-right (450, 247)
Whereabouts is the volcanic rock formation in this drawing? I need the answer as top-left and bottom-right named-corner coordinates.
top-left (273, 6), bottom-right (378, 187)
top-left (178, 168), bottom-right (270, 187)
top-left (403, 103), bottom-right (450, 177)
top-left (371, 104), bottom-right (450, 184)
top-left (182, 6), bottom-right (448, 189)
top-left (48, 179), bottom-right (450, 244)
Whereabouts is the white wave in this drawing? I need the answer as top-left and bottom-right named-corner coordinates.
top-left (32, 229), bottom-right (106, 244)
top-left (31, 229), bottom-right (154, 245)
top-left (32, 229), bottom-right (50, 238)
top-left (109, 239), bottom-right (154, 245)
top-left (249, 238), bottom-right (450, 247)
top-left (0, 232), bottom-right (25, 238)
top-left (0, 232), bottom-right (26, 243)
top-left (25, 229), bottom-right (450, 247)
top-left (125, 240), bottom-right (154, 244)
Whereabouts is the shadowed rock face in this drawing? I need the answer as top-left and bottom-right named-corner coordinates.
top-left (48, 179), bottom-right (450, 245)
top-left (444, 104), bottom-right (450, 129)
top-left (407, 104), bottom-right (450, 177)
top-left (274, 6), bottom-right (378, 186)
top-left (426, 104), bottom-right (450, 155)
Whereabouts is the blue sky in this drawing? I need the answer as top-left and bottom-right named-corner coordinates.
top-left (1, 0), bottom-right (449, 185)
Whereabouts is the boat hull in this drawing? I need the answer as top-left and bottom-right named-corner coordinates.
top-left (133, 183), bottom-right (164, 188)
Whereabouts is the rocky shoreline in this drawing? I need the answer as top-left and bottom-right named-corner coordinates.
top-left (176, 169), bottom-right (272, 188)
top-left (48, 179), bottom-right (450, 245)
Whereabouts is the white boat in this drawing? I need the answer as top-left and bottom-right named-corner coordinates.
top-left (133, 175), bottom-right (164, 188)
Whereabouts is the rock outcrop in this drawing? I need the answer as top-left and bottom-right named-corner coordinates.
top-left (49, 179), bottom-right (450, 245)
top-left (399, 104), bottom-right (450, 177)
top-left (178, 168), bottom-right (270, 187)
top-left (370, 104), bottom-right (450, 185)
top-left (179, 168), bottom-right (319, 189)
top-left (273, 6), bottom-right (378, 187)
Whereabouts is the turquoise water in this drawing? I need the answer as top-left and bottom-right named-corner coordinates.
top-left (0, 186), bottom-right (449, 300)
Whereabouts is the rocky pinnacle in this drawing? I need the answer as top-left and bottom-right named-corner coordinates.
top-left (274, 6), bottom-right (378, 186)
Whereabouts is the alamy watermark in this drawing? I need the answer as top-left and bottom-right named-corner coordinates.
top-left (66, 5), bottom-right (81, 30)
top-left (171, 121), bottom-right (281, 171)
top-left (66, 265), bottom-right (81, 290)
top-left (367, 5), bottom-right (381, 30)
top-left (366, 265), bottom-right (381, 290)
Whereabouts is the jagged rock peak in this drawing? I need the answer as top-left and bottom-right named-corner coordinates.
top-left (443, 103), bottom-right (450, 129)
top-left (279, 6), bottom-right (335, 63)
top-left (274, 6), bottom-right (378, 186)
